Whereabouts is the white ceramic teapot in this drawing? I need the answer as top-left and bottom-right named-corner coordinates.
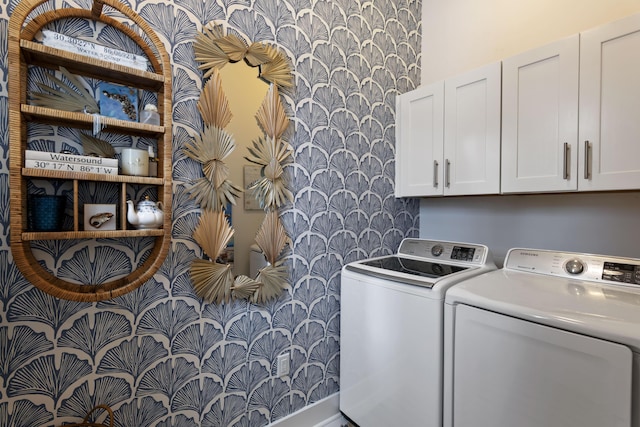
top-left (126, 196), bottom-right (164, 229)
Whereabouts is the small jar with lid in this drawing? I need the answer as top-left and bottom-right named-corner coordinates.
top-left (139, 104), bottom-right (160, 125)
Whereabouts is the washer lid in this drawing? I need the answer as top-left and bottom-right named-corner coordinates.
top-left (446, 268), bottom-right (640, 351)
top-left (345, 239), bottom-right (495, 290)
top-left (361, 255), bottom-right (469, 277)
top-left (347, 255), bottom-right (471, 288)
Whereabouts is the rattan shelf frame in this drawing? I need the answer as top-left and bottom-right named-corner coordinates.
top-left (21, 104), bottom-right (165, 137)
top-left (22, 168), bottom-right (165, 184)
top-left (8, 0), bottom-right (173, 301)
top-left (22, 229), bottom-right (165, 241)
top-left (19, 40), bottom-right (165, 91)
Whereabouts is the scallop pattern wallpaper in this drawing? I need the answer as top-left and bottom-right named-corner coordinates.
top-left (0, 0), bottom-right (420, 425)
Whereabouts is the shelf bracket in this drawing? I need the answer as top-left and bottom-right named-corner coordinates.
top-left (91, 0), bottom-right (104, 18)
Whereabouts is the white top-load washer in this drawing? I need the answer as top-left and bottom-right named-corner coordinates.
top-left (443, 248), bottom-right (640, 427)
top-left (340, 238), bottom-right (496, 427)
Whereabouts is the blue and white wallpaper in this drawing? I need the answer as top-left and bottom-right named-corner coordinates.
top-left (0, 0), bottom-right (420, 425)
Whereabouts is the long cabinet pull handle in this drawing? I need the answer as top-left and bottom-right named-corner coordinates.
top-left (445, 159), bottom-right (451, 188)
top-left (563, 142), bottom-right (569, 180)
top-left (584, 140), bottom-right (591, 180)
top-left (433, 160), bottom-right (439, 188)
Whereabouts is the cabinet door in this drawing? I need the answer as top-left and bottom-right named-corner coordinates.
top-left (395, 82), bottom-right (444, 197)
top-left (580, 13), bottom-right (640, 191)
top-left (444, 62), bottom-right (501, 195)
top-left (501, 35), bottom-right (579, 193)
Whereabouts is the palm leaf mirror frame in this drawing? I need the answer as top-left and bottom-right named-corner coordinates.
top-left (187, 22), bottom-right (294, 303)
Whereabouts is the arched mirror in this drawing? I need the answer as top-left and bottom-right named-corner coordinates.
top-left (186, 23), bottom-right (293, 303)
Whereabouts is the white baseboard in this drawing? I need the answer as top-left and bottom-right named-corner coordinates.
top-left (269, 393), bottom-right (345, 427)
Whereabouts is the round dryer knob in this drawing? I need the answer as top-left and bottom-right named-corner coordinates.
top-left (565, 259), bottom-right (585, 275)
top-left (431, 244), bottom-right (444, 257)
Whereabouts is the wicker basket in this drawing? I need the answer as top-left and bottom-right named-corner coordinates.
top-left (61, 405), bottom-right (114, 427)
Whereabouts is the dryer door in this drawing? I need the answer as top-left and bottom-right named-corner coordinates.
top-left (450, 304), bottom-right (632, 427)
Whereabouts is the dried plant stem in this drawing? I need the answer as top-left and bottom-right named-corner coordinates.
top-left (231, 275), bottom-right (262, 299)
top-left (191, 259), bottom-right (234, 303)
top-left (192, 209), bottom-right (233, 261)
top-left (80, 134), bottom-right (116, 158)
top-left (194, 23), bottom-right (228, 77)
top-left (29, 67), bottom-right (99, 113)
top-left (198, 69), bottom-right (232, 128)
top-left (255, 210), bottom-right (288, 265)
top-left (255, 84), bottom-right (289, 140)
top-left (193, 23), bottom-right (293, 91)
top-left (259, 46), bottom-right (294, 90)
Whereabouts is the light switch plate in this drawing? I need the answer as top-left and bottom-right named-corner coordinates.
top-left (276, 352), bottom-right (290, 377)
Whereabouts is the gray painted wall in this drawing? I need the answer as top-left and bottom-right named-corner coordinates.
top-left (420, 191), bottom-right (640, 266)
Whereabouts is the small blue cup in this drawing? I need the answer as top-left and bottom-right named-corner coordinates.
top-left (29, 195), bottom-right (66, 231)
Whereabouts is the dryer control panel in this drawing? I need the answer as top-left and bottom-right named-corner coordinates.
top-left (505, 248), bottom-right (640, 286)
top-left (601, 261), bottom-right (640, 285)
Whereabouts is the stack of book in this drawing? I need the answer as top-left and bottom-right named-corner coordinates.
top-left (41, 30), bottom-right (149, 71)
top-left (25, 150), bottom-right (119, 175)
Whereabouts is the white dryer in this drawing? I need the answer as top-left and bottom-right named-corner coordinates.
top-left (340, 239), bottom-right (496, 427)
top-left (443, 248), bottom-right (640, 427)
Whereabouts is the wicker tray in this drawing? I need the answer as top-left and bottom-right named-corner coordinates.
top-left (61, 405), bottom-right (113, 427)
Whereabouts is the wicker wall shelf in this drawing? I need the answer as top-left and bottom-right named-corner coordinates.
top-left (8, 0), bottom-right (173, 301)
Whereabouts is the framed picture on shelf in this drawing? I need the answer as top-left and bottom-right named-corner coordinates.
top-left (84, 204), bottom-right (116, 231)
top-left (98, 82), bottom-right (138, 122)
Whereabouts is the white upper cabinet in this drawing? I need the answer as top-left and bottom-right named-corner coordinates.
top-left (395, 81), bottom-right (444, 197)
top-left (579, 13), bottom-right (640, 191)
top-left (501, 35), bottom-right (580, 193)
top-left (400, 11), bottom-right (640, 197)
top-left (396, 63), bottom-right (501, 197)
top-left (444, 62), bottom-right (501, 195)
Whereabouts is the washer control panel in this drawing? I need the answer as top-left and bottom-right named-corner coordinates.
top-left (398, 239), bottom-right (490, 265)
top-left (506, 248), bottom-right (640, 286)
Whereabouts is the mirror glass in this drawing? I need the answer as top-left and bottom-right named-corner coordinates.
top-left (218, 61), bottom-right (269, 277)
